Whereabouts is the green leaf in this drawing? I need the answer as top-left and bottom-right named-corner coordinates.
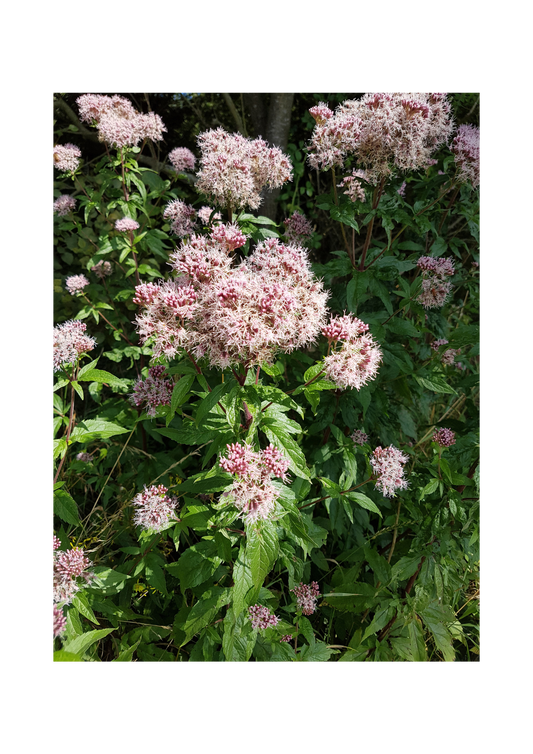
top-left (299, 641), bottom-right (334, 662)
top-left (419, 478), bottom-right (439, 500)
top-left (113, 638), bottom-right (142, 661)
top-left (420, 609), bottom-right (455, 661)
top-left (387, 318), bottom-right (420, 338)
top-left (232, 544), bottom-right (256, 617)
top-left (62, 628), bottom-right (115, 656)
top-left (170, 374), bottom-right (195, 417)
top-left (246, 521), bottom-right (279, 589)
top-left (69, 419), bottom-right (129, 443)
top-left (361, 604), bottom-right (395, 641)
top-left (195, 381), bottom-right (232, 425)
top-left (144, 553), bottom-right (168, 594)
top-left (78, 368), bottom-right (129, 387)
top-left (364, 546), bottom-right (392, 584)
top-left (54, 650), bottom-right (83, 662)
top-left (176, 474), bottom-right (232, 494)
top-left (71, 381), bottom-right (84, 400)
top-left (414, 375), bottom-right (457, 395)
top-left (222, 607), bottom-right (256, 661)
top-left (180, 587), bottom-right (231, 646)
top-left (168, 540), bottom-right (222, 591)
top-left (54, 489), bottom-right (81, 526)
top-left (408, 617), bottom-right (427, 661)
top-left (344, 491), bottom-right (382, 516)
top-left (347, 271), bottom-right (370, 313)
top-left (72, 593), bottom-right (99, 624)
top-left (262, 424), bottom-right (310, 480)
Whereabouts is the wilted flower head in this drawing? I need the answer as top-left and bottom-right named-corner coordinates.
top-left (197, 206), bottom-right (222, 225)
top-left (322, 314), bottom-right (382, 390)
top-left (168, 147), bottom-right (196, 173)
top-left (53, 195), bottom-right (77, 216)
top-left (76, 452), bottom-right (93, 462)
top-left (65, 274), bottom-right (89, 295)
top-left (219, 442), bottom-right (290, 524)
top-left (76, 94), bottom-right (167, 149)
top-left (248, 604), bottom-right (279, 630)
top-left (370, 445), bottom-right (409, 497)
top-left (115, 217), bottom-right (139, 232)
top-left (338, 169), bottom-right (369, 203)
top-left (53, 143), bottom-right (81, 172)
top-left (53, 544), bottom-right (93, 605)
top-left (433, 427), bottom-right (456, 447)
top-left (196, 127), bottom-right (293, 212)
top-left (130, 365), bottom-right (174, 417)
top-left (91, 260), bottom-right (113, 278)
top-left (284, 211), bottom-right (313, 243)
top-left (291, 582), bottom-right (320, 615)
top-left (53, 320), bottom-right (96, 372)
top-left (131, 484), bottom-right (179, 533)
top-left (452, 124), bottom-right (480, 188)
top-left (308, 93), bottom-right (453, 183)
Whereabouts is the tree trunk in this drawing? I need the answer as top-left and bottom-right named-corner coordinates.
top-left (261, 93), bottom-right (294, 222)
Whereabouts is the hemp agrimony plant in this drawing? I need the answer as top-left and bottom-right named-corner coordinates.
top-left (53, 92), bottom-right (479, 662)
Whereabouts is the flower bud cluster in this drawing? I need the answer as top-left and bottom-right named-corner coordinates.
top-left (65, 274), bottom-right (89, 295)
top-left (433, 427), bottom-right (456, 447)
top-left (284, 211), bottom-right (313, 243)
top-left (115, 217), bottom-right (139, 232)
top-left (291, 581), bottom-right (320, 615)
top-left (53, 538), bottom-right (93, 605)
top-left (168, 147), bottom-right (196, 173)
top-left (452, 124), bottom-right (480, 188)
top-left (53, 143), bottom-right (81, 173)
top-left (53, 320), bottom-right (96, 372)
top-left (130, 365), bottom-right (174, 417)
top-left (351, 429), bottom-right (369, 446)
top-left (53, 195), bottom-right (77, 216)
top-left (416, 255), bottom-right (455, 309)
top-left (76, 94), bottom-right (166, 149)
top-left (248, 604), bottom-right (279, 630)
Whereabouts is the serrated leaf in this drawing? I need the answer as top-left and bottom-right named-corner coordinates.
top-left (168, 540), bottom-right (222, 591)
top-left (262, 424), bottom-right (310, 480)
top-left (69, 419), bottom-right (129, 443)
top-left (78, 368), bottom-right (128, 387)
top-left (72, 593), bottom-right (99, 624)
top-left (170, 373), bottom-right (195, 417)
top-left (344, 491), bottom-right (382, 516)
top-left (113, 638), bottom-right (142, 662)
top-left (232, 544), bottom-right (256, 617)
top-left (62, 628), bottom-right (115, 656)
top-left (54, 489), bottom-right (81, 526)
top-left (414, 375), bottom-right (457, 395)
top-left (195, 381), bottom-right (232, 425)
top-left (180, 587), bottom-right (231, 646)
top-left (246, 522), bottom-right (279, 589)
top-left (408, 617), bottom-right (427, 661)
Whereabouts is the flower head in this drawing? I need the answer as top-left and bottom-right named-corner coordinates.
top-left (168, 147), bottom-right (196, 173)
top-left (430, 338), bottom-right (449, 351)
top-left (76, 452), bottom-right (93, 462)
top-left (370, 445), bottom-right (409, 497)
top-left (308, 93), bottom-right (453, 182)
top-left (442, 347), bottom-right (461, 366)
top-left (131, 484), bottom-right (179, 533)
top-left (309, 102), bottom-right (334, 126)
top-left (163, 199), bottom-right (197, 237)
top-left (130, 365), bottom-right (174, 417)
top-left (53, 320), bottom-right (96, 372)
top-left (416, 255), bottom-right (455, 309)
top-left (53, 143), bottom-right (81, 172)
top-left (280, 634), bottom-right (292, 642)
top-left (219, 442), bottom-right (290, 523)
top-left (196, 127), bottom-right (293, 211)
top-left (91, 260), bottom-right (113, 279)
top-left (53, 544), bottom-right (93, 605)
top-left (322, 314), bottom-right (382, 390)
top-left (338, 169), bottom-right (368, 202)
top-left (54, 195), bottom-right (77, 216)
top-left (197, 206), bottom-right (222, 225)
top-left (351, 429), bottom-right (369, 446)
top-left (65, 274), bottom-right (89, 295)
top-left (433, 427), bottom-right (456, 447)
top-left (248, 604), bottom-right (279, 630)
top-left (284, 211), bottom-right (313, 243)
top-left (291, 582), bottom-right (320, 615)
top-left (452, 124), bottom-right (480, 188)
top-left (115, 217), bottom-right (139, 232)
top-left (53, 604), bottom-right (67, 638)
top-left (77, 94), bottom-right (167, 148)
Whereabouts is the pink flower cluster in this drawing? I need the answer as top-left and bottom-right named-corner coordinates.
top-left (308, 93), bottom-right (453, 183)
top-left (219, 442), bottom-right (290, 524)
top-left (284, 211), bottom-right (313, 243)
top-left (53, 603), bottom-right (67, 638)
top-left (322, 314), bottom-right (382, 390)
top-left (115, 217), bottom-right (139, 232)
top-left (53, 143), bottom-right (81, 172)
top-left (291, 581), bottom-right (320, 615)
top-left (135, 231), bottom-right (328, 367)
top-left (197, 206), bottom-right (222, 225)
top-left (54, 195), bottom-right (77, 216)
top-left (53, 538), bottom-right (93, 605)
top-left (452, 124), bottom-right (480, 188)
top-left (168, 147), bottom-right (196, 173)
top-left (431, 338), bottom-right (449, 351)
top-left (416, 255), bottom-right (455, 309)
top-left (53, 320), bottom-right (96, 372)
top-left (442, 347), bottom-right (461, 366)
top-left (196, 127), bottom-right (293, 212)
top-left (338, 169), bottom-right (368, 203)
top-left (76, 94), bottom-right (166, 149)
top-left (91, 260), bottom-right (113, 278)
top-left (130, 365), bottom-right (174, 417)
top-left (433, 427), bottom-right (456, 447)
top-left (65, 274), bottom-right (89, 295)
top-left (370, 445), bottom-right (409, 497)
top-left (309, 102), bottom-right (334, 126)
top-left (248, 604), bottom-right (279, 630)
top-left (76, 452), bottom-right (93, 462)
top-left (131, 484), bottom-right (179, 532)
top-left (163, 199), bottom-right (197, 238)
top-left (397, 181), bottom-right (407, 197)
top-left (351, 429), bottom-right (369, 446)
top-left (134, 279), bottom-right (198, 360)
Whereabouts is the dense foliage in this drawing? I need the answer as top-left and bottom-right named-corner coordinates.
top-left (53, 92), bottom-right (479, 662)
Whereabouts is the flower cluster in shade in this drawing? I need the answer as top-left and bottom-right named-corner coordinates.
top-left (322, 314), bottom-right (382, 390)
top-left (130, 365), bottom-right (174, 417)
top-left (65, 274), bottom-right (89, 295)
top-left (430, 338), bottom-right (461, 366)
top-left (168, 147), bottom-right (196, 173)
top-left (280, 634), bottom-right (292, 642)
top-left (308, 93), bottom-right (453, 184)
top-left (53, 537), bottom-right (93, 606)
top-left (131, 484), bottom-right (179, 533)
top-left (370, 445), bottom-right (409, 498)
top-left (291, 581), bottom-right (320, 615)
top-left (76, 452), bottom-right (93, 462)
top-left (163, 199), bottom-right (197, 237)
top-left (53, 603), bottom-right (67, 638)
top-left (219, 442), bottom-right (290, 524)
top-left (195, 127), bottom-right (293, 212)
top-left (53, 143), bottom-right (81, 173)
top-left (134, 227), bottom-right (329, 367)
top-left (433, 427), bottom-right (456, 447)
top-left (91, 260), bottom-right (113, 278)
top-left (452, 124), bottom-right (480, 188)
top-left (416, 255), bottom-right (455, 309)
top-left (338, 169), bottom-right (368, 203)
top-left (53, 320), bottom-right (96, 372)
top-left (54, 195), bottom-right (77, 216)
top-left (284, 211), bottom-right (313, 243)
top-left (76, 94), bottom-right (166, 149)
top-left (351, 429), bottom-right (369, 446)
top-left (197, 206), bottom-right (222, 225)
top-left (248, 604), bottom-right (279, 630)
top-left (115, 217), bottom-right (139, 232)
